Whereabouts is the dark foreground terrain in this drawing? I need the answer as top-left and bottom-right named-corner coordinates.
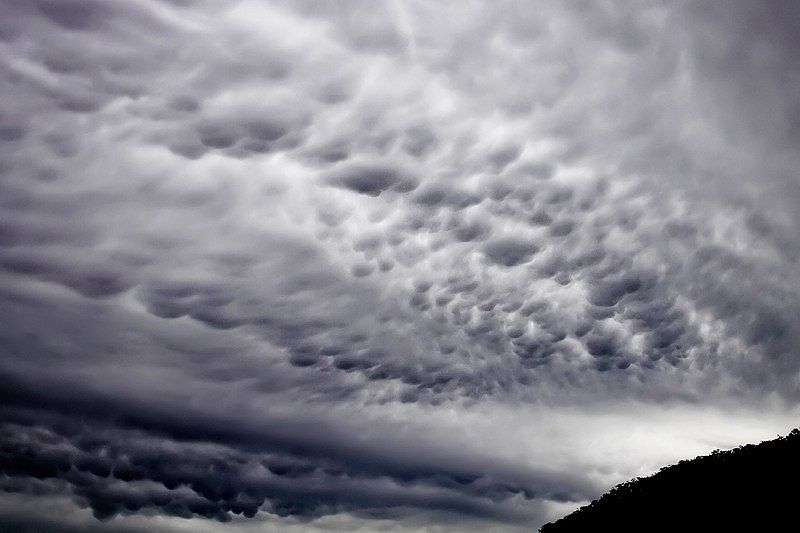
top-left (541, 428), bottom-right (800, 532)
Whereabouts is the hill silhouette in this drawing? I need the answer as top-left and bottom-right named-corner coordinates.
top-left (540, 428), bottom-right (800, 532)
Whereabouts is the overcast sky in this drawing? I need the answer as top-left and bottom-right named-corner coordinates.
top-left (1, 0), bottom-right (799, 531)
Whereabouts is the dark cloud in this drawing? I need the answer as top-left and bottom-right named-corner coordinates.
top-left (2, 0), bottom-right (800, 531)
top-left (0, 384), bottom-right (595, 524)
top-left (37, 1), bottom-right (110, 31)
top-left (482, 237), bottom-right (539, 267)
top-left (327, 162), bottom-right (417, 196)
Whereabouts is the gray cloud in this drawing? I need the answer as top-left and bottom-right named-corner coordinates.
top-left (1, 0), bottom-right (800, 531)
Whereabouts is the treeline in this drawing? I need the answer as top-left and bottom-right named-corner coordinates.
top-left (540, 428), bottom-right (800, 532)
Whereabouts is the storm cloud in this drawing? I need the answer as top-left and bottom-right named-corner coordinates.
top-left (1, 0), bottom-right (800, 531)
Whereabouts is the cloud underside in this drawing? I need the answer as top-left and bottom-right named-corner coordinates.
top-left (1, 0), bottom-right (800, 530)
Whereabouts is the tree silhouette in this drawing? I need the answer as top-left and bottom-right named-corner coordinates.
top-left (540, 428), bottom-right (800, 532)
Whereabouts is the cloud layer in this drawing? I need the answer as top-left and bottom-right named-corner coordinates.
top-left (1, 0), bottom-right (800, 530)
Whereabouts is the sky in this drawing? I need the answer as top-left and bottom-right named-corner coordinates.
top-left (1, 0), bottom-right (799, 531)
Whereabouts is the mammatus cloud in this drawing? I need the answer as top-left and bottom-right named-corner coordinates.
top-left (1, 0), bottom-right (799, 530)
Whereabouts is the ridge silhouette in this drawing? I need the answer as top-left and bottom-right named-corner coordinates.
top-left (540, 428), bottom-right (800, 532)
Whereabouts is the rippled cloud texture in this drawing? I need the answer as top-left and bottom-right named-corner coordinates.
top-left (1, 1), bottom-right (800, 531)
